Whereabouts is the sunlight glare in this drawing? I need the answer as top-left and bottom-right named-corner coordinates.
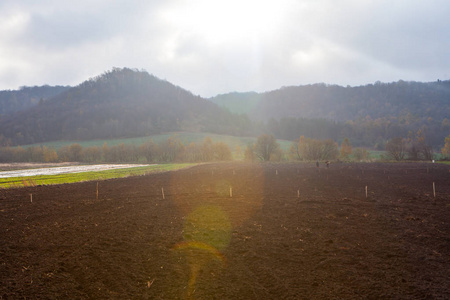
top-left (161, 0), bottom-right (287, 45)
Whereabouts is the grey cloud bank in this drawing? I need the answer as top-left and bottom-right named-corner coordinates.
top-left (0, 0), bottom-right (449, 97)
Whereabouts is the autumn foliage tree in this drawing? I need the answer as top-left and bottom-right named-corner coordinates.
top-left (340, 138), bottom-right (352, 160)
top-left (441, 134), bottom-right (450, 159)
top-left (213, 142), bottom-right (232, 161)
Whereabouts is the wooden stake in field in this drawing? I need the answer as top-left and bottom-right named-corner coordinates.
top-left (433, 182), bottom-right (436, 198)
top-left (229, 187), bottom-right (233, 198)
top-left (297, 189), bottom-right (300, 198)
top-left (276, 170), bottom-right (278, 175)
top-left (162, 187), bottom-right (165, 199)
top-left (96, 182), bottom-right (99, 200)
top-left (30, 193), bottom-right (32, 203)
top-left (365, 186), bottom-right (368, 198)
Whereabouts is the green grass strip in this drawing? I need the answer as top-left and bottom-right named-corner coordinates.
top-left (0, 163), bottom-right (196, 189)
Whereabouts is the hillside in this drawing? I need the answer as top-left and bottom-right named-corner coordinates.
top-left (210, 80), bottom-right (450, 121)
top-left (209, 92), bottom-right (262, 114)
top-left (0, 68), bottom-right (250, 146)
top-left (210, 80), bottom-right (450, 147)
top-left (0, 85), bottom-right (70, 115)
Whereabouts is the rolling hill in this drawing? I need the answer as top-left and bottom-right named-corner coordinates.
top-left (0, 68), bottom-right (250, 146)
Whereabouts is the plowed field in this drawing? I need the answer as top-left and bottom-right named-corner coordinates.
top-left (1, 162), bottom-right (449, 299)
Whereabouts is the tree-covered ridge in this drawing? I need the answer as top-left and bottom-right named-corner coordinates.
top-left (0, 68), bottom-right (251, 146)
top-left (212, 80), bottom-right (450, 121)
top-left (211, 80), bottom-right (450, 148)
top-left (209, 92), bottom-right (262, 114)
top-left (0, 85), bottom-right (70, 115)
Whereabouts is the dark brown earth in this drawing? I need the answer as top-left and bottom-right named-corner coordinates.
top-left (1, 162), bottom-right (449, 299)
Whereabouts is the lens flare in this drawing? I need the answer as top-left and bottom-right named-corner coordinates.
top-left (174, 205), bottom-right (231, 299)
top-left (182, 205), bottom-right (232, 250)
top-left (173, 241), bottom-right (225, 265)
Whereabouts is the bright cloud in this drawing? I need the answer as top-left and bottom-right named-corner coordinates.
top-left (0, 0), bottom-right (449, 96)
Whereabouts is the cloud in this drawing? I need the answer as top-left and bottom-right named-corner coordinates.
top-left (0, 0), bottom-right (449, 96)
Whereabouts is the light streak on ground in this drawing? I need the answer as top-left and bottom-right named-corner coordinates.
top-left (0, 164), bottom-right (153, 178)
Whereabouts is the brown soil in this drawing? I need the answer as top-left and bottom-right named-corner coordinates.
top-left (1, 162), bottom-right (449, 299)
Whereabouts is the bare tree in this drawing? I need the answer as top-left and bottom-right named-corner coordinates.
top-left (254, 134), bottom-right (280, 161)
top-left (386, 137), bottom-right (407, 161)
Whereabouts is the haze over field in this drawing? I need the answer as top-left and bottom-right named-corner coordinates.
top-left (1, 0), bottom-right (449, 97)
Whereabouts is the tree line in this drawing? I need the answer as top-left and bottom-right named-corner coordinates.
top-left (264, 115), bottom-right (449, 150)
top-left (0, 134), bottom-right (364, 164)
top-left (2, 132), bottom-right (448, 164)
top-left (243, 134), bottom-right (369, 162)
top-left (386, 131), bottom-right (450, 161)
top-left (0, 137), bottom-right (232, 163)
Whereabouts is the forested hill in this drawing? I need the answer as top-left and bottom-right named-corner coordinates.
top-left (0, 85), bottom-right (70, 115)
top-left (1, 71), bottom-right (449, 148)
top-left (210, 80), bottom-right (450, 122)
top-left (0, 68), bottom-right (250, 146)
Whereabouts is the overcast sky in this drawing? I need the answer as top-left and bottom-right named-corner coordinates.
top-left (0, 0), bottom-right (449, 97)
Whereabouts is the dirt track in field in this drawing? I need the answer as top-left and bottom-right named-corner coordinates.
top-left (1, 162), bottom-right (449, 299)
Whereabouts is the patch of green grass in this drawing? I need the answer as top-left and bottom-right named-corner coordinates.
top-left (367, 150), bottom-right (386, 160)
top-left (0, 163), bottom-right (196, 189)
